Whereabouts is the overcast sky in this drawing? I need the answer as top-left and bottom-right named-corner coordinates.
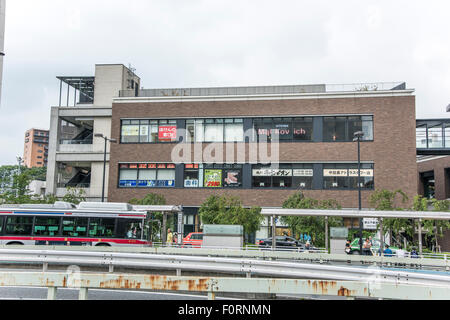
top-left (0, 0), bottom-right (449, 165)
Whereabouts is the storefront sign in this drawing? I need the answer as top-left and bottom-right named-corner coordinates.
top-left (223, 170), bottom-right (241, 187)
top-left (349, 169), bottom-right (374, 177)
top-left (158, 126), bottom-right (177, 141)
top-left (363, 218), bottom-right (378, 230)
top-left (323, 169), bottom-right (348, 177)
top-left (252, 169), bottom-right (292, 177)
top-left (184, 179), bottom-right (199, 188)
top-left (122, 125), bottom-right (139, 136)
top-left (293, 169), bottom-right (313, 177)
top-left (204, 169), bottom-right (222, 187)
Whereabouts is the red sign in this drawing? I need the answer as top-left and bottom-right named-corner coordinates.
top-left (158, 126), bottom-right (177, 141)
top-left (157, 164), bottom-right (166, 169)
top-left (139, 164), bottom-right (147, 169)
top-left (167, 164), bottom-right (176, 169)
top-left (148, 164), bottom-right (157, 169)
top-left (120, 164), bottom-right (129, 169)
top-left (129, 164), bottom-right (138, 169)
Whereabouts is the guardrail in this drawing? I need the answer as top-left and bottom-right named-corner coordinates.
top-left (0, 271), bottom-right (448, 300)
top-left (0, 248), bottom-right (449, 287)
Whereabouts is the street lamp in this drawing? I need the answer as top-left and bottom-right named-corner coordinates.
top-left (353, 131), bottom-right (364, 254)
top-left (94, 133), bottom-right (117, 202)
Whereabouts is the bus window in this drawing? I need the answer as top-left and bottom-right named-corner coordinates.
top-left (0, 216), bottom-right (3, 234)
top-left (5, 216), bottom-right (33, 236)
top-left (34, 217), bottom-right (61, 236)
top-left (88, 218), bottom-right (115, 238)
top-left (62, 217), bottom-right (88, 237)
top-left (116, 219), bottom-right (143, 239)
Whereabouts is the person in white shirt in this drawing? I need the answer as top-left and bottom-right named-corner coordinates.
top-left (396, 246), bottom-right (406, 258)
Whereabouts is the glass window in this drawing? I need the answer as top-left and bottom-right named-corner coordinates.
top-left (204, 121), bottom-right (223, 142)
top-left (139, 123), bottom-right (149, 143)
top-left (195, 120), bottom-right (204, 142)
top-left (428, 124), bottom-right (443, 148)
top-left (89, 218), bottom-right (116, 238)
top-left (5, 216), bottom-right (33, 236)
top-left (119, 169), bottom-right (138, 187)
top-left (0, 216), bottom-right (3, 234)
top-left (416, 125), bottom-right (428, 148)
top-left (292, 165), bottom-right (314, 189)
top-left (137, 169), bottom-right (157, 187)
top-left (293, 118), bottom-right (313, 141)
top-left (323, 164), bottom-right (349, 189)
top-left (274, 118), bottom-right (293, 141)
top-left (184, 168), bottom-right (199, 188)
top-left (348, 116), bottom-right (362, 139)
top-left (324, 117), bottom-right (346, 142)
top-left (361, 116), bottom-right (374, 141)
top-left (186, 120), bottom-right (195, 143)
top-left (224, 122), bottom-right (244, 142)
top-left (116, 219), bottom-right (143, 239)
top-left (62, 217), bottom-right (88, 237)
top-left (149, 121), bottom-right (159, 142)
top-left (223, 169), bottom-right (242, 188)
top-left (34, 217), bottom-right (61, 236)
top-left (445, 125), bottom-right (450, 148)
top-left (157, 169), bottom-right (176, 187)
top-left (121, 122), bottom-right (139, 143)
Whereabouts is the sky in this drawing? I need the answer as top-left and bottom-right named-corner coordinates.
top-left (0, 0), bottom-right (449, 165)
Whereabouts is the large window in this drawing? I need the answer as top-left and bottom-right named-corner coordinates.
top-left (254, 117), bottom-right (313, 142)
top-left (323, 163), bottom-right (374, 189)
top-left (88, 218), bottom-right (116, 238)
top-left (186, 119), bottom-right (244, 143)
top-left (119, 163), bottom-right (176, 188)
top-left (323, 116), bottom-right (373, 142)
top-left (252, 164), bottom-right (307, 188)
top-left (34, 217), bottom-right (61, 236)
top-left (116, 219), bottom-right (143, 239)
top-left (182, 164), bottom-right (243, 188)
top-left (5, 216), bottom-right (33, 236)
top-left (121, 119), bottom-right (177, 143)
top-left (62, 217), bottom-right (88, 237)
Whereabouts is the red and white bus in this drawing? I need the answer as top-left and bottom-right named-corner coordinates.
top-left (0, 201), bottom-right (151, 247)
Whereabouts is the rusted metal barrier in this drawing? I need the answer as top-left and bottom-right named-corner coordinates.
top-left (0, 271), bottom-right (448, 300)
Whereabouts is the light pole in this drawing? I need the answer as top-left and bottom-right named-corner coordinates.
top-left (353, 131), bottom-right (364, 253)
top-left (94, 133), bottom-right (117, 202)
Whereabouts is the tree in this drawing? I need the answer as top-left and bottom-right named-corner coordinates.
top-left (281, 192), bottom-right (343, 247)
top-left (61, 187), bottom-right (86, 204)
top-left (198, 195), bottom-right (263, 241)
top-left (129, 193), bottom-right (167, 242)
top-left (418, 197), bottom-right (450, 252)
top-left (369, 189), bottom-right (413, 246)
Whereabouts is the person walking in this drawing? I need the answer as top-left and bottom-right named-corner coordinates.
top-left (383, 244), bottom-right (393, 257)
top-left (362, 238), bottom-right (372, 256)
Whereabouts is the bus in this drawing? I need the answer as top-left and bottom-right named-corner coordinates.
top-left (0, 201), bottom-right (151, 247)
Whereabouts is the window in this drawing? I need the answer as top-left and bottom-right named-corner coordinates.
top-left (88, 218), bottom-right (116, 238)
top-left (34, 217), bottom-right (61, 236)
top-left (186, 119), bottom-right (244, 142)
top-left (203, 164), bottom-right (243, 188)
top-left (252, 165), bottom-right (300, 188)
top-left (5, 216), bottom-right (33, 235)
top-left (121, 119), bottom-right (177, 143)
top-left (0, 217), bottom-right (3, 233)
top-left (119, 164), bottom-right (176, 188)
top-left (184, 164), bottom-right (200, 187)
top-left (324, 116), bottom-right (373, 142)
top-left (292, 164), bottom-right (314, 189)
top-left (323, 164), bottom-right (374, 189)
top-left (116, 219), bottom-right (142, 239)
top-left (254, 117), bottom-right (313, 142)
top-left (62, 217), bottom-right (88, 237)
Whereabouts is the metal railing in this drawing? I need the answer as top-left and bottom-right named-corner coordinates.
top-left (59, 139), bottom-right (93, 145)
top-left (1, 271), bottom-right (448, 300)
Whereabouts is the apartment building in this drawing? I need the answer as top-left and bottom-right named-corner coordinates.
top-left (23, 128), bottom-right (49, 168)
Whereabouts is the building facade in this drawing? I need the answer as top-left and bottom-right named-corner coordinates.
top-left (23, 128), bottom-right (49, 168)
top-left (45, 64), bottom-right (140, 201)
top-left (107, 82), bottom-right (418, 233)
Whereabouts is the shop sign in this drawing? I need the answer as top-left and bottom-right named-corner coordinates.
top-left (122, 125), bottom-right (139, 136)
top-left (129, 164), bottom-right (138, 169)
top-left (363, 218), bottom-right (378, 230)
top-left (293, 169), bottom-right (313, 177)
top-left (158, 126), bottom-right (177, 141)
top-left (223, 170), bottom-right (241, 187)
top-left (252, 169), bottom-right (292, 177)
top-left (349, 169), bottom-right (374, 177)
top-left (323, 169), bottom-right (348, 177)
top-left (184, 179), bottom-right (199, 188)
top-left (204, 169), bottom-right (222, 187)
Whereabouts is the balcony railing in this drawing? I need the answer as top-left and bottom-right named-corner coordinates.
top-left (57, 183), bottom-right (90, 188)
top-left (59, 139), bottom-right (93, 145)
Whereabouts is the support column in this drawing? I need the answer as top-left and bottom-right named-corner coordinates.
top-left (325, 216), bottom-right (329, 253)
top-left (379, 218), bottom-right (384, 256)
top-left (162, 212), bottom-right (167, 245)
top-left (79, 288), bottom-right (88, 300)
top-left (272, 215), bottom-right (276, 250)
top-left (208, 292), bottom-right (216, 300)
top-left (47, 287), bottom-right (57, 300)
top-left (418, 218), bottom-right (423, 256)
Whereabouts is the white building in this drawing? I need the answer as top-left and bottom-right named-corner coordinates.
top-left (45, 64), bottom-right (140, 201)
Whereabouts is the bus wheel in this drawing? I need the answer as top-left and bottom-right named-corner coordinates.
top-left (95, 243), bottom-right (111, 247)
top-left (6, 242), bottom-right (24, 246)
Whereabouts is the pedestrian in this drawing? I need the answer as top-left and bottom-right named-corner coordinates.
top-left (345, 240), bottom-right (351, 254)
top-left (166, 228), bottom-right (173, 247)
top-left (396, 245), bottom-right (406, 258)
top-left (362, 238), bottom-right (372, 256)
top-left (383, 244), bottom-right (393, 257)
top-left (305, 240), bottom-right (311, 252)
top-left (410, 247), bottom-right (419, 258)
